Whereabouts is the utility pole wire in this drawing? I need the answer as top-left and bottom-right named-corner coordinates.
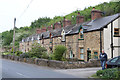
top-left (18, 0), bottom-right (34, 19)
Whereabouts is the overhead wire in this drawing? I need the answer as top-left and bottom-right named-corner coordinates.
top-left (18, 0), bottom-right (34, 20)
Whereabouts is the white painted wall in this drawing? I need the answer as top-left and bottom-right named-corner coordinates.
top-left (104, 17), bottom-right (120, 59)
top-left (104, 23), bottom-right (111, 59)
top-left (113, 17), bottom-right (120, 57)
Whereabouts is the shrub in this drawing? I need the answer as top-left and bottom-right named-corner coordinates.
top-left (20, 53), bottom-right (29, 58)
top-left (28, 43), bottom-right (47, 58)
top-left (53, 45), bottom-right (67, 61)
top-left (41, 53), bottom-right (49, 59)
top-left (48, 54), bottom-right (55, 60)
top-left (96, 68), bottom-right (120, 79)
top-left (2, 52), bottom-right (11, 55)
top-left (15, 51), bottom-right (23, 56)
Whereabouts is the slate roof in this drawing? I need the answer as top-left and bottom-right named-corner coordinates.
top-left (84, 13), bottom-right (120, 32)
top-left (21, 13), bottom-right (120, 42)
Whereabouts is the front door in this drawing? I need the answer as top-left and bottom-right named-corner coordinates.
top-left (70, 50), bottom-right (73, 58)
top-left (87, 50), bottom-right (91, 61)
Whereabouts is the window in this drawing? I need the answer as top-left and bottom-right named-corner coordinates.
top-left (50, 33), bottom-right (53, 43)
top-left (61, 29), bottom-right (65, 42)
top-left (28, 48), bottom-right (29, 51)
top-left (27, 41), bottom-right (29, 45)
top-left (80, 48), bottom-right (84, 53)
top-left (22, 39), bottom-right (24, 43)
top-left (80, 54), bottom-right (84, 60)
top-left (31, 37), bottom-right (34, 41)
top-left (73, 54), bottom-right (75, 57)
top-left (94, 52), bottom-right (98, 59)
top-left (114, 28), bottom-right (119, 37)
top-left (80, 48), bottom-right (84, 60)
top-left (80, 29), bottom-right (83, 38)
top-left (70, 50), bottom-right (73, 58)
top-left (41, 34), bottom-right (44, 44)
top-left (37, 35), bottom-right (40, 43)
top-left (79, 29), bottom-right (84, 39)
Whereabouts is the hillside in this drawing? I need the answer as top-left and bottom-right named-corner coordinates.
top-left (0, 1), bottom-right (120, 49)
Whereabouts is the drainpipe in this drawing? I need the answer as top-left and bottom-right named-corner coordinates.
top-left (111, 22), bottom-right (113, 58)
top-left (100, 29), bottom-right (102, 53)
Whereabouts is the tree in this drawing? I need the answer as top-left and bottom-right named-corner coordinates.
top-left (53, 45), bottom-right (67, 61)
top-left (28, 43), bottom-right (48, 58)
top-left (2, 31), bottom-right (13, 46)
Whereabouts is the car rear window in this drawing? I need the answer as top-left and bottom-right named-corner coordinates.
top-left (110, 57), bottom-right (118, 63)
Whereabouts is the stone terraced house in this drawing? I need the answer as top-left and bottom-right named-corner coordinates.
top-left (19, 8), bottom-right (120, 61)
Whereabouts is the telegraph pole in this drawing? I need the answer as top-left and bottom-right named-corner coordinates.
top-left (13, 18), bottom-right (16, 55)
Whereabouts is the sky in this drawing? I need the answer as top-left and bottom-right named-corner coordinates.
top-left (0, 0), bottom-right (111, 33)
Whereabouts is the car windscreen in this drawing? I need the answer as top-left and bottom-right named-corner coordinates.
top-left (117, 58), bottom-right (120, 64)
top-left (110, 57), bottom-right (118, 63)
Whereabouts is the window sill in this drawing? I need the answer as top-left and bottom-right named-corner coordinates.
top-left (78, 39), bottom-right (84, 40)
top-left (61, 41), bottom-right (65, 42)
top-left (78, 59), bottom-right (84, 61)
top-left (114, 35), bottom-right (120, 37)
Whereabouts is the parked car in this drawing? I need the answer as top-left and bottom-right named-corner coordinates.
top-left (106, 56), bottom-right (120, 68)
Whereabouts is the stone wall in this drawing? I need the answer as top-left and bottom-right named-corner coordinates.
top-left (2, 55), bottom-right (101, 69)
top-left (66, 34), bottom-right (79, 58)
top-left (84, 31), bottom-right (104, 61)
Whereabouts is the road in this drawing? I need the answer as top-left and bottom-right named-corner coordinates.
top-left (1, 59), bottom-right (101, 78)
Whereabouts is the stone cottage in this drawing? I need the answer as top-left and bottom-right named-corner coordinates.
top-left (19, 8), bottom-right (120, 61)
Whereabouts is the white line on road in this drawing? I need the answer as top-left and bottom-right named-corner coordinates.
top-left (16, 72), bottom-right (29, 78)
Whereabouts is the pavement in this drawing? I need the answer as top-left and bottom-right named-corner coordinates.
top-left (1, 59), bottom-right (101, 78)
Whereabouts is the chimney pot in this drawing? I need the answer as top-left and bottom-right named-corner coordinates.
top-left (63, 19), bottom-right (71, 27)
top-left (78, 12), bottom-right (80, 15)
top-left (54, 22), bottom-right (61, 29)
top-left (48, 25), bottom-right (53, 31)
top-left (36, 29), bottom-right (41, 34)
top-left (91, 8), bottom-right (103, 20)
top-left (41, 27), bottom-right (47, 32)
top-left (76, 12), bottom-right (84, 24)
top-left (93, 7), bottom-right (95, 10)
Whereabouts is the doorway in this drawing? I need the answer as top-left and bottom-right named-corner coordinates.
top-left (87, 50), bottom-right (91, 61)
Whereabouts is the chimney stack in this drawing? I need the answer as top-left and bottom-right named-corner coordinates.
top-left (36, 29), bottom-right (41, 34)
top-left (54, 22), bottom-right (61, 29)
top-left (41, 27), bottom-right (47, 33)
top-left (76, 12), bottom-right (84, 24)
top-left (63, 17), bottom-right (71, 27)
top-left (48, 24), bottom-right (53, 31)
top-left (91, 7), bottom-right (103, 20)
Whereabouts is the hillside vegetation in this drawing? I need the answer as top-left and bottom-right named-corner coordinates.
top-left (0, 1), bottom-right (120, 49)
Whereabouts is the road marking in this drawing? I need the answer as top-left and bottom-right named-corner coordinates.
top-left (16, 72), bottom-right (29, 78)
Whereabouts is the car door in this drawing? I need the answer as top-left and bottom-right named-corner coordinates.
top-left (109, 57), bottom-right (118, 68)
top-left (116, 58), bottom-right (120, 67)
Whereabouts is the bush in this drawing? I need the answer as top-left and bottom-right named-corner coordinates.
top-left (48, 54), bottom-right (55, 60)
top-left (15, 51), bottom-right (23, 56)
top-left (20, 53), bottom-right (29, 58)
top-left (2, 52), bottom-right (11, 55)
top-left (96, 68), bottom-right (120, 79)
top-left (41, 53), bottom-right (49, 59)
top-left (28, 43), bottom-right (47, 58)
top-left (53, 45), bottom-right (67, 61)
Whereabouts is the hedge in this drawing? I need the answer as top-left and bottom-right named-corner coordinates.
top-left (96, 68), bottom-right (120, 79)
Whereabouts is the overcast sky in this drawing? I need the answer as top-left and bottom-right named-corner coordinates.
top-left (0, 0), bottom-right (111, 33)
